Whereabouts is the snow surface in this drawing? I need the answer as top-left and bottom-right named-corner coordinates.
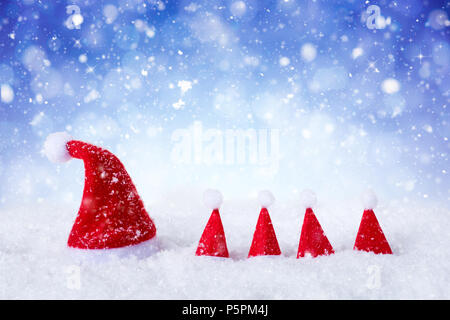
top-left (0, 192), bottom-right (449, 299)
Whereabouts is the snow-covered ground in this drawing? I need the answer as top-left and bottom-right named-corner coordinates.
top-left (0, 191), bottom-right (449, 299)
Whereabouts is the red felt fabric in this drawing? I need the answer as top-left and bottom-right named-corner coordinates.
top-left (195, 209), bottom-right (229, 257)
top-left (354, 209), bottom-right (392, 254)
top-left (66, 140), bottom-right (156, 249)
top-left (297, 208), bottom-right (334, 258)
top-left (248, 208), bottom-right (281, 257)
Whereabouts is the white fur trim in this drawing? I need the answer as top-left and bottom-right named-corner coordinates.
top-left (299, 189), bottom-right (317, 208)
top-left (362, 189), bottom-right (378, 210)
top-left (43, 132), bottom-right (73, 163)
top-left (203, 189), bottom-right (223, 209)
top-left (258, 190), bottom-right (275, 208)
top-left (67, 237), bottom-right (160, 263)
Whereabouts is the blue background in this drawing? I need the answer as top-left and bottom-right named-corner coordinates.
top-left (0, 0), bottom-right (448, 207)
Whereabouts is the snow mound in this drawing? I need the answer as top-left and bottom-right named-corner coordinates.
top-left (299, 189), bottom-right (317, 208)
top-left (362, 189), bottom-right (378, 210)
top-left (258, 190), bottom-right (275, 208)
top-left (1, 196), bottom-right (449, 299)
top-left (43, 132), bottom-right (73, 163)
top-left (203, 189), bottom-right (223, 209)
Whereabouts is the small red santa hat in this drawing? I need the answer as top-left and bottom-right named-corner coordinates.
top-left (297, 190), bottom-right (334, 258)
top-left (354, 189), bottom-right (392, 254)
top-left (195, 189), bottom-right (229, 258)
top-left (43, 132), bottom-right (157, 250)
top-left (248, 190), bottom-right (281, 257)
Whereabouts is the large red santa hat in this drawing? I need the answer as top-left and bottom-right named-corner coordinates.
top-left (195, 189), bottom-right (229, 258)
top-left (354, 190), bottom-right (392, 254)
top-left (297, 190), bottom-right (334, 258)
top-left (248, 190), bottom-right (281, 257)
top-left (43, 132), bottom-right (157, 250)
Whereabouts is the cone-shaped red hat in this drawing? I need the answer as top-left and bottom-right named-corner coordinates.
top-left (195, 190), bottom-right (229, 257)
top-left (44, 132), bottom-right (156, 249)
top-left (297, 190), bottom-right (334, 258)
top-left (354, 209), bottom-right (392, 254)
top-left (297, 208), bottom-right (334, 258)
top-left (248, 191), bottom-right (281, 257)
top-left (354, 190), bottom-right (392, 254)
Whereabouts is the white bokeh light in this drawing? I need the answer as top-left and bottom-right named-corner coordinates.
top-left (381, 78), bottom-right (401, 94)
top-left (301, 43), bottom-right (317, 62)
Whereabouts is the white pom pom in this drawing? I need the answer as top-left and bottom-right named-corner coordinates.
top-left (43, 132), bottom-right (73, 163)
top-left (299, 189), bottom-right (317, 208)
top-left (203, 189), bottom-right (223, 210)
top-left (258, 190), bottom-right (275, 208)
top-left (362, 189), bottom-right (378, 210)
